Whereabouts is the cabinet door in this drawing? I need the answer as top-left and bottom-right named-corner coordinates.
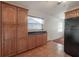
top-left (28, 35), bottom-right (37, 49)
top-left (35, 35), bottom-right (38, 47)
top-left (17, 26), bottom-right (27, 38)
top-left (2, 3), bottom-right (17, 56)
top-left (2, 3), bottom-right (17, 25)
top-left (28, 35), bottom-right (33, 49)
top-left (16, 7), bottom-right (28, 53)
top-left (42, 33), bottom-right (47, 44)
top-left (35, 34), bottom-right (41, 47)
top-left (16, 26), bottom-right (28, 53)
top-left (39, 34), bottom-right (43, 46)
top-left (28, 35), bottom-right (34, 49)
top-left (17, 8), bottom-right (28, 25)
top-left (0, 2), bottom-right (2, 56)
top-left (32, 35), bottom-right (36, 48)
top-left (2, 25), bottom-right (16, 56)
top-left (16, 37), bottom-right (27, 53)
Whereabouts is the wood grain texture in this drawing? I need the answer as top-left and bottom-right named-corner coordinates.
top-left (16, 37), bottom-right (27, 53)
top-left (42, 33), bottom-right (47, 45)
top-left (2, 3), bottom-right (17, 56)
top-left (2, 3), bottom-right (17, 25)
top-left (28, 35), bottom-right (36, 49)
top-left (17, 25), bottom-right (27, 38)
top-left (0, 2), bottom-right (2, 56)
top-left (16, 7), bottom-right (28, 54)
top-left (65, 8), bottom-right (79, 19)
top-left (17, 7), bottom-right (28, 25)
top-left (0, 2), bottom-right (28, 56)
top-left (28, 33), bottom-right (47, 50)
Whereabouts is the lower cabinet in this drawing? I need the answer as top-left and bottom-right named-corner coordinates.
top-left (2, 38), bottom-right (16, 56)
top-left (28, 36), bottom-right (32, 49)
top-left (2, 25), bottom-right (16, 56)
top-left (42, 33), bottom-right (47, 44)
top-left (32, 35), bottom-right (36, 48)
top-left (28, 35), bottom-right (36, 49)
top-left (16, 37), bottom-right (28, 53)
top-left (28, 33), bottom-right (47, 50)
top-left (36, 34), bottom-right (42, 46)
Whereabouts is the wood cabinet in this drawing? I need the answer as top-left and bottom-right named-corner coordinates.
top-left (28, 35), bottom-right (36, 49)
top-left (17, 8), bottom-right (27, 25)
top-left (65, 8), bottom-right (79, 19)
top-left (16, 37), bottom-right (27, 53)
top-left (28, 35), bottom-right (32, 49)
top-left (28, 32), bottom-right (47, 50)
top-left (36, 34), bottom-right (42, 46)
top-left (31, 35), bottom-right (36, 48)
top-left (2, 3), bottom-right (17, 56)
top-left (17, 26), bottom-right (27, 38)
top-left (0, 2), bottom-right (28, 56)
top-left (16, 8), bottom-right (28, 53)
top-left (3, 25), bottom-right (16, 40)
top-left (2, 3), bottom-right (17, 25)
top-left (0, 2), bottom-right (2, 56)
top-left (42, 33), bottom-right (47, 45)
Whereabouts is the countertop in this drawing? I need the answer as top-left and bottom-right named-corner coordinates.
top-left (28, 31), bottom-right (47, 35)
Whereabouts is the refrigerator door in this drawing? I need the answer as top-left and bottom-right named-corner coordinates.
top-left (64, 17), bottom-right (79, 57)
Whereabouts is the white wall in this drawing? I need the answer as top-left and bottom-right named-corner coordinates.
top-left (43, 2), bottom-right (67, 40)
top-left (44, 12), bottom-right (65, 40)
top-left (44, 1), bottom-right (79, 41)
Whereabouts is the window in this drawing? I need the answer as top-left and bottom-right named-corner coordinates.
top-left (28, 16), bottom-right (44, 31)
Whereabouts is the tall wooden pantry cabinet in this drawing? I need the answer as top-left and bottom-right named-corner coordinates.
top-left (0, 2), bottom-right (28, 56)
top-left (16, 7), bottom-right (28, 54)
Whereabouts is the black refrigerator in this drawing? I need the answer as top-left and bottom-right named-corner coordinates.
top-left (64, 17), bottom-right (79, 57)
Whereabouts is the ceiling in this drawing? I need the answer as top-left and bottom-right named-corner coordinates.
top-left (5, 1), bottom-right (79, 19)
top-left (5, 1), bottom-right (60, 18)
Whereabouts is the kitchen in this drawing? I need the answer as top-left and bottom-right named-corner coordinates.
top-left (0, 1), bottom-right (79, 57)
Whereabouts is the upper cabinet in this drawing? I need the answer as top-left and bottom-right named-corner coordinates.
top-left (65, 8), bottom-right (79, 19)
top-left (17, 8), bottom-right (28, 25)
top-left (2, 3), bottom-right (17, 25)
